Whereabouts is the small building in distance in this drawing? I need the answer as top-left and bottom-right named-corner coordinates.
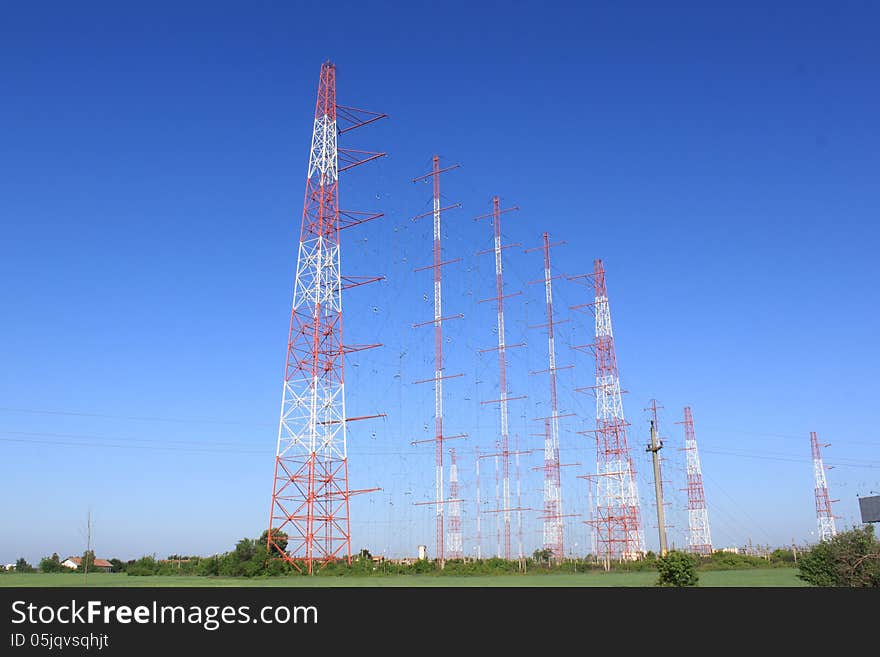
top-left (61, 556), bottom-right (113, 573)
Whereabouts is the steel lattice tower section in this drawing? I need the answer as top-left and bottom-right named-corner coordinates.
top-left (810, 431), bottom-right (837, 542)
top-left (411, 156), bottom-right (465, 568)
top-left (475, 197), bottom-right (526, 560)
top-left (678, 407), bottom-right (712, 555)
top-left (573, 259), bottom-right (644, 563)
top-left (514, 433), bottom-right (525, 560)
top-left (474, 446), bottom-right (482, 559)
top-left (267, 62), bottom-right (386, 574)
top-left (525, 233), bottom-right (572, 561)
top-left (448, 448), bottom-right (463, 559)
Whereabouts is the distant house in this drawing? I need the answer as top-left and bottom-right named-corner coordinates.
top-left (61, 557), bottom-right (113, 573)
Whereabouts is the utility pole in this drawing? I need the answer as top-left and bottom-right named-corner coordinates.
top-left (84, 509), bottom-right (92, 584)
top-left (645, 400), bottom-right (667, 556)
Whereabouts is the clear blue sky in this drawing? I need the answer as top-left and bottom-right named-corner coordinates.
top-left (2, 1), bottom-right (878, 564)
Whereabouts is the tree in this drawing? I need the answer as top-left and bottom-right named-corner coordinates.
top-left (532, 548), bottom-right (553, 567)
top-left (15, 558), bottom-right (35, 573)
top-left (215, 538), bottom-right (272, 577)
top-left (798, 525), bottom-right (880, 588)
top-left (770, 548), bottom-right (795, 563)
top-left (656, 550), bottom-right (699, 587)
top-left (233, 538), bottom-right (257, 562)
top-left (39, 553), bottom-right (64, 573)
top-left (259, 528), bottom-right (289, 553)
top-left (197, 556), bottom-right (221, 577)
top-left (78, 550), bottom-right (96, 573)
top-left (109, 558), bottom-right (126, 573)
top-left (127, 556), bottom-right (160, 576)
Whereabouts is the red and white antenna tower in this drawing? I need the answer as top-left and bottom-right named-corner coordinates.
top-left (678, 406), bottom-right (712, 555)
top-left (526, 233), bottom-right (575, 561)
top-left (475, 197), bottom-right (526, 560)
top-left (448, 447), bottom-right (463, 559)
top-left (514, 433), bottom-right (525, 559)
top-left (810, 431), bottom-right (837, 542)
top-left (572, 259), bottom-right (644, 563)
top-left (479, 445), bottom-right (534, 558)
top-left (475, 446), bottom-right (482, 559)
top-left (267, 61), bottom-right (386, 574)
top-left (411, 155), bottom-right (466, 568)
top-left (494, 453), bottom-right (501, 555)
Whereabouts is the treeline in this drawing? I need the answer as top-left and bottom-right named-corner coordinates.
top-left (10, 527), bottom-right (875, 586)
top-left (4, 552), bottom-right (126, 574)
top-left (1, 547), bottom-right (797, 578)
top-left (111, 535), bottom-right (800, 578)
top-left (126, 530), bottom-right (292, 577)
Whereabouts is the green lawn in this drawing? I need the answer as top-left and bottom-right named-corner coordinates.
top-left (0, 568), bottom-right (806, 587)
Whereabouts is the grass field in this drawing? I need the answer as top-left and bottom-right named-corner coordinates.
top-left (0, 568), bottom-right (806, 587)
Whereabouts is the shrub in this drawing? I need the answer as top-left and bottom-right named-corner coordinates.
top-left (798, 525), bottom-right (880, 587)
top-left (15, 558), bottom-right (35, 573)
top-left (410, 558), bottom-right (435, 574)
top-left (701, 551), bottom-right (768, 570)
top-left (656, 550), bottom-right (699, 587)
top-left (39, 553), bottom-right (65, 573)
top-left (197, 556), bottom-right (221, 576)
top-left (126, 556), bottom-right (160, 576)
top-left (770, 548), bottom-right (796, 564)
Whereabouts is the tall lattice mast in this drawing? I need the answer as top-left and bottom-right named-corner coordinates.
top-left (267, 61), bottom-right (386, 574)
top-left (678, 407), bottom-right (712, 555)
top-left (448, 448), bottom-right (463, 559)
top-left (514, 433), bottom-right (525, 560)
top-left (572, 259), bottom-right (644, 563)
top-left (494, 453), bottom-right (501, 555)
top-left (525, 233), bottom-right (573, 561)
top-left (811, 431), bottom-right (837, 542)
top-left (474, 446), bottom-right (482, 559)
top-left (411, 155), bottom-right (465, 568)
top-left (475, 197), bottom-right (525, 560)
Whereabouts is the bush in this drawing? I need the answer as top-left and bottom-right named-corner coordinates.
top-left (410, 558), bottom-right (435, 574)
top-left (798, 526), bottom-right (880, 588)
top-left (197, 556), bottom-right (221, 576)
top-left (701, 551), bottom-right (768, 570)
top-left (770, 548), bottom-right (796, 564)
top-left (656, 551), bottom-right (699, 587)
top-left (611, 557), bottom-right (657, 572)
top-left (39, 553), bottom-right (65, 573)
top-left (126, 556), bottom-right (160, 576)
top-left (15, 558), bottom-right (35, 573)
